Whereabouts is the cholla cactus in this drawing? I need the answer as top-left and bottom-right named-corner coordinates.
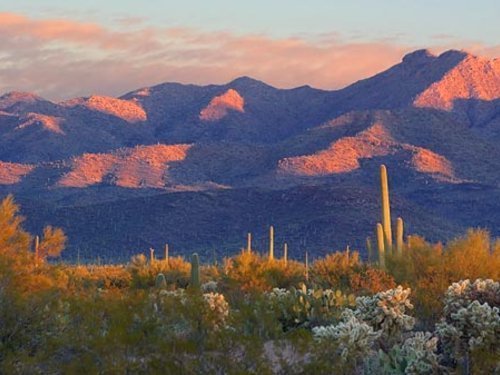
top-left (266, 285), bottom-right (356, 330)
top-left (436, 279), bottom-right (500, 372)
top-left (203, 292), bottom-right (229, 328)
top-left (201, 280), bottom-right (218, 293)
top-left (155, 273), bottom-right (167, 289)
top-left (367, 332), bottom-right (441, 375)
top-left (355, 286), bottom-right (414, 342)
top-left (401, 332), bottom-right (440, 375)
top-left (442, 279), bottom-right (499, 318)
top-left (437, 300), bottom-right (499, 354)
top-left (313, 309), bottom-right (381, 363)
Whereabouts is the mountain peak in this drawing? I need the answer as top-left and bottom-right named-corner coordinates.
top-left (402, 49), bottom-right (436, 65)
top-left (227, 76), bottom-right (272, 90)
top-left (0, 91), bottom-right (45, 110)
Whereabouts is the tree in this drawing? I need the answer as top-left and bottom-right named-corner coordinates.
top-left (37, 226), bottom-right (67, 262)
top-left (0, 195), bottom-right (31, 254)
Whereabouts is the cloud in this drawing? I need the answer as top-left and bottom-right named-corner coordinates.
top-left (0, 12), bottom-right (497, 101)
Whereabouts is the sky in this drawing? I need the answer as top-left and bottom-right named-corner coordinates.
top-left (0, 0), bottom-right (499, 100)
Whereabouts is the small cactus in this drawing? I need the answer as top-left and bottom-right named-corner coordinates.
top-left (269, 226), bottom-right (274, 260)
top-left (366, 237), bottom-right (373, 263)
top-left (396, 217), bottom-right (404, 256)
top-left (34, 235), bottom-right (40, 265)
top-left (247, 232), bottom-right (252, 253)
top-left (190, 253), bottom-right (200, 289)
top-left (283, 242), bottom-right (288, 266)
top-left (305, 251), bottom-right (309, 281)
top-left (155, 273), bottom-right (167, 289)
top-left (376, 223), bottom-right (386, 270)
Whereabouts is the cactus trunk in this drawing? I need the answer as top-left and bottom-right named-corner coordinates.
top-left (366, 237), bottom-right (373, 263)
top-left (34, 235), bottom-right (40, 266)
top-left (396, 217), bottom-right (404, 256)
top-left (164, 243), bottom-right (169, 265)
top-left (380, 165), bottom-right (393, 252)
top-left (190, 253), bottom-right (200, 289)
top-left (247, 233), bottom-right (252, 253)
top-left (376, 223), bottom-right (386, 270)
top-left (150, 248), bottom-right (155, 264)
top-left (269, 225), bottom-right (274, 261)
top-left (283, 242), bottom-right (288, 266)
top-left (305, 251), bottom-right (309, 281)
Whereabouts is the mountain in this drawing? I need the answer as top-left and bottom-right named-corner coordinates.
top-left (0, 49), bottom-right (498, 261)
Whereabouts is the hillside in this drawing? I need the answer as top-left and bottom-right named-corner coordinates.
top-left (0, 49), bottom-right (498, 261)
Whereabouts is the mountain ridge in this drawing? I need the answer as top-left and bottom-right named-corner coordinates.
top-left (0, 48), bottom-right (498, 261)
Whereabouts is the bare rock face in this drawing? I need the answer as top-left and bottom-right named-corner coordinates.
top-left (17, 113), bottom-right (65, 135)
top-left (414, 54), bottom-right (500, 110)
top-left (199, 89), bottom-right (245, 121)
top-left (58, 144), bottom-right (192, 188)
top-left (61, 95), bottom-right (147, 123)
top-left (0, 161), bottom-right (34, 185)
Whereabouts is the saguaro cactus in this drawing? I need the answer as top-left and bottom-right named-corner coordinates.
top-left (164, 243), bottom-right (169, 265)
top-left (376, 223), bottom-right (386, 269)
top-left (366, 237), bottom-right (373, 263)
top-left (283, 242), bottom-right (288, 266)
top-left (247, 233), bottom-right (252, 253)
top-left (380, 165), bottom-right (393, 252)
top-left (269, 225), bottom-right (274, 261)
top-left (150, 248), bottom-right (155, 264)
top-left (305, 251), bottom-right (309, 281)
top-left (190, 253), bottom-right (200, 289)
top-left (34, 235), bottom-right (40, 265)
top-left (396, 217), bottom-right (404, 256)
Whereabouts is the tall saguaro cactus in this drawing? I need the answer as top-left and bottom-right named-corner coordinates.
top-left (247, 233), bottom-right (252, 253)
top-left (376, 223), bottom-right (386, 269)
top-left (269, 225), bottom-right (274, 261)
top-left (380, 165), bottom-right (393, 252)
top-left (164, 243), bottom-right (169, 265)
top-left (190, 253), bottom-right (200, 289)
top-left (396, 217), bottom-right (404, 256)
top-left (150, 248), bottom-right (155, 264)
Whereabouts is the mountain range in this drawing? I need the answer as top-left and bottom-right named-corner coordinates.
top-left (0, 49), bottom-right (499, 262)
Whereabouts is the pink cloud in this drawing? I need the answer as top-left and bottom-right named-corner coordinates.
top-left (0, 12), bottom-right (497, 101)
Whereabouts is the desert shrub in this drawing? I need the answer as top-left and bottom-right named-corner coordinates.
top-left (349, 267), bottom-right (396, 294)
top-left (65, 264), bottom-right (131, 291)
top-left (310, 250), bottom-right (361, 289)
top-left (386, 230), bottom-right (500, 326)
top-left (128, 254), bottom-right (190, 289)
top-left (220, 251), bottom-right (306, 294)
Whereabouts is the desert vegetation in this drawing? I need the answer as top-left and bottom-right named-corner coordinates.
top-left (0, 167), bottom-right (498, 374)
